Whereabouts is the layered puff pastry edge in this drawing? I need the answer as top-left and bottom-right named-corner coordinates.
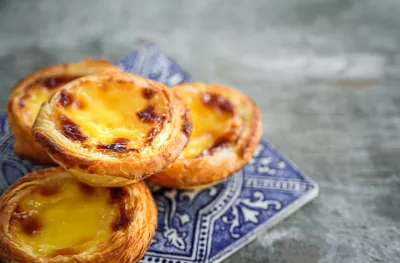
top-left (32, 71), bottom-right (192, 187)
top-left (6, 59), bottom-right (121, 164)
top-left (149, 83), bottom-right (262, 189)
top-left (0, 167), bottom-right (157, 263)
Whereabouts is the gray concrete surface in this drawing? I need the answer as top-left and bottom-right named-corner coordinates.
top-left (1, 0), bottom-right (400, 262)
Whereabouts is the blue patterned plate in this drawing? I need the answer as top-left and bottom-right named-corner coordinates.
top-left (0, 46), bottom-right (318, 263)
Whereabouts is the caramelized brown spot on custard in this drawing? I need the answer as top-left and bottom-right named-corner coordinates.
top-left (136, 104), bottom-right (158, 123)
top-left (96, 138), bottom-right (130, 152)
top-left (38, 75), bottom-right (82, 90)
top-left (97, 142), bottom-right (128, 152)
top-left (199, 137), bottom-right (230, 157)
top-left (60, 115), bottom-right (88, 142)
top-left (109, 187), bottom-right (130, 231)
top-left (142, 87), bottom-right (156, 99)
top-left (146, 113), bottom-right (167, 144)
top-left (14, 212), bottom-right (43, 236)
top-left (57, 90), bottom-right (82, 108)
top-left (201, 92), bottom-right (234, 114)
top-left (112, 208), bottom-right (130, 231)
top-left (22, 216), bottom-right (43, 236)
top-left (109, 187), bottom-right (126, 204)
top-left (39, 184), bottom-right (61, 197)
top-left (97, 140), bottom-right (139, 153)
top-left (10, 206), bottom-right (43, 236)
top-left (78, 182), bottom-right (96, 196)
top-left (181, 108), bottom-right (193, 137)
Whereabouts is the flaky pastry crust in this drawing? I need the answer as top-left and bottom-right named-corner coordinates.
top-left (0, 167), bottom-right (157, 263)
top-left (32, 72), bottom-right (192, 187)
top-left (149, 83), bottom-right (262, 189)
top-left (6, 59), bottom-right (120, 164)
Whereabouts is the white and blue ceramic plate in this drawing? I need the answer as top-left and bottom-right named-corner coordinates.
top-left (0, 46), bottom-right (319, 263)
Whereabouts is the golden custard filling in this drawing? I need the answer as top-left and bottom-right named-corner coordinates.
top-left (54, 80), bottom-right (169, 151)
top-left (9, 178), bottom-right (120, 256)
top-left (176, 87), bottom-right (235, 158)
top-left (19, 75), bottom-right (82, 125)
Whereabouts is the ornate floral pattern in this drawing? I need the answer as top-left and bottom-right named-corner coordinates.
top-left (221, 191), bottom-right (282, 238)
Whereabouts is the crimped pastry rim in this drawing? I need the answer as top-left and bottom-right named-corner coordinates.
top-left (0, 167), bottom-right (157, 263)
top-left (149, 83), bottom-right (262, 189)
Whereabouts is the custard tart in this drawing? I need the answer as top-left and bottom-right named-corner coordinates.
top-left (149, 83), bottom-right (262, 189)
top-left (0, 167), bottom-right (157, 263)
top-left (32, 72), bottom-right (192, 187)
top-left (6, 59), bottom-right (120, 164)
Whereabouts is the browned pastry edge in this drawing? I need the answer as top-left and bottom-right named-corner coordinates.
top-left (0, 167), bottom-right (157, 263)
top-left (6, 59), bottom-right (121, 164)
top-left (32, 72), bottom-right (192, 187)
top-left (149, 83), bottom-right (262, 189)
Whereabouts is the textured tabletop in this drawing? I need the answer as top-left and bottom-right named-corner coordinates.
top-left (1, 0), bottom-right (400, 262)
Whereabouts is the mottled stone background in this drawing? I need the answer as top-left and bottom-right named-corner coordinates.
top-left (1, 0), bottom-right (400, 262)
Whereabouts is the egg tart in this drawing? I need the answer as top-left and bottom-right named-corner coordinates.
top-left (32, 72), bottom-right (192, 187)
top-left (0, 167), bottom-right (157, 263)
top-left (6, 59), bottom-right (120, 164)
top-left (149, 83), bottom-right (262, 189)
